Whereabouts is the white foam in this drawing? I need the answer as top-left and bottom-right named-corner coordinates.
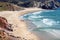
top-left (42, 19), bottom-right (57, 26)
top-left (29, 16), bottom-right (43, 18)
top-left (32, 11), bottom-right (42, 14)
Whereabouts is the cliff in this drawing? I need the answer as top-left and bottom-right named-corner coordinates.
top-left (0, 0), bottom-right (60, 9)
top-left (17, 0), bottom-right (60, 9)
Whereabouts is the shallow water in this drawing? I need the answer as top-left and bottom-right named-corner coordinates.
top-left (20, 10), bottom-right (60, 40)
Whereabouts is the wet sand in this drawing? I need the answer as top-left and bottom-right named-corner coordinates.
top-left (24, 20), bottom-right (59, 40)
top-left (0, 8), bottom-right (42, 40)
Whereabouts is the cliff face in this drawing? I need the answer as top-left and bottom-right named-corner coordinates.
top-left (17, 0), bottom-right (60, 9)
top-left (0, 16), bottom-right (20, 40)
top-left (0, 0), bottom-right (60, 9)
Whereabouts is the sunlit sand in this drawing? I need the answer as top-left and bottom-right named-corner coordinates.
top-left (0, 8), bottom-right (43, 40)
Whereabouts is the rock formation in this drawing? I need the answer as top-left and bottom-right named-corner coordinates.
top-left (7, 0), bottom-right (60, 9)
top-left (0, 0), bottom-right (60, 9)
top-left (0, 17), bottom-right (21, 40)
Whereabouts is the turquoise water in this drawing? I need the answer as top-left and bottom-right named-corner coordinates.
top-left (20, 10), bottom-right (60, 39)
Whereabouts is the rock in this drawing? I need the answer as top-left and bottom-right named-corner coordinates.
top-left (0, 17), bottom-right (22, 40)
top-left (0, 30), bottom-right (21, 40)
top-left (0, 17), bottom-right (13, 31)
top-left (0, 0), bottom-right (60, 9)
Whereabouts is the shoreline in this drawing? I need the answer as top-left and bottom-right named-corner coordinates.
top-left (0, 8), bottom-right (43, 40)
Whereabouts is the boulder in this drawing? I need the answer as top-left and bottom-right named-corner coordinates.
top-left (0, 17), bottom-right (13, 31)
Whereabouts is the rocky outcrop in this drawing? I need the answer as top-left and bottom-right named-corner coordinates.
top-left (17, 0), bottom-right (60, 9)
top-left (0, 30), bottom-right (22, 40)
top-left (0, 16), bottom-right (13, 31)
top-left (0, 17), bottom-right (19, 40)
top-left (0, 0), bottom-right (60, 9)
top-left (7, 0), bottom-right (60, 9)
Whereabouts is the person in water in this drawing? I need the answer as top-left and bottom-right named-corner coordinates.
top-left (0, 17), bottom-right (13, 31)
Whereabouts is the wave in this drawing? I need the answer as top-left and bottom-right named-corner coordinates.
top-left (20, 10), bottom-right (60, 39)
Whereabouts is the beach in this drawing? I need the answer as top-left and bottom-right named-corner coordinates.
top-left (22, 10), bottom-right (60, 40)
top-left (0, 8), bottom-right (42, 40)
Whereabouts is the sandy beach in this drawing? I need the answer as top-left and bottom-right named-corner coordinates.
top-left (0, 8), bottom-right (42, 40)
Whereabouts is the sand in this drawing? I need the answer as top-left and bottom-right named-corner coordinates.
top-left (0, 8), bottom-right (43, 40)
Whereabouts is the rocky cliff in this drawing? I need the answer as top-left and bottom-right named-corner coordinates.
top-left (0, 0), bottom-right (60, 9)
top-left (17, 0), bottom-right (60, 9)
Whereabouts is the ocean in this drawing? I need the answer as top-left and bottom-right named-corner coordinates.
top-left (20, 10), bottom-right (60, 40)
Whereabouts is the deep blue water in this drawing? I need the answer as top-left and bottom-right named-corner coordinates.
top-left (57, 0), bottom-right (60, 2)
top-left (20, 10), bottom-right (60, 39)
